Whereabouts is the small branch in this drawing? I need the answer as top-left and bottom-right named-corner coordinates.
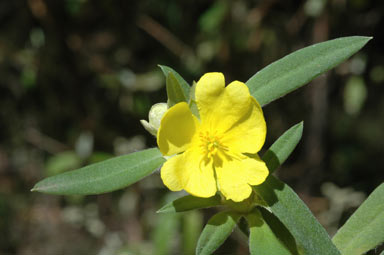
top-left (136, 15), bottom-right (194, 59)
top-left (25, 128), bottom-right (69, 154)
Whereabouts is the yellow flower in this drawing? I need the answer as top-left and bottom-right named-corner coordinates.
top-left (157, 73), bottom-right (269, 202)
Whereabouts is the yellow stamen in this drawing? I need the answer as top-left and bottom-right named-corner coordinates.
top-left (199, 131), bottom-right (228, 159)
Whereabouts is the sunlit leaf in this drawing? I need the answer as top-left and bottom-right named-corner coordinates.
top-left (332, 183), bottom-right (384, 255)
top-left (32, 148), bottom-right (165, 195)
top-left (247, 209), bottom-right (292, 255)
top-left (157, 195), bottom-right (221, 213)
top-left (262, 121), bottom-right (303, 173)
top-left (254, 176), bottom-right (340, 254)
top-left (255, 121), bottom-right (339, 253)
top-left (246, 36), bottom-right (372, 106)
top-left (259, 207), bottom-right (300, 255)
top-left (196, 211), bottom-right (240, 255)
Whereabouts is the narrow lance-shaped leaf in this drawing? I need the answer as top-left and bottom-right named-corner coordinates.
top-left (262, 121), bottom-right (303, 173)
top-left (196, 211), bottom-right (240, 255)
top-left (153, 213), bottom-right (180, 255)
top-left (258, 207), bottom-right (300, 255)
top-left (157, 194), bottom-right (222, 213)
top-left (159, 65), bottom-right (190, 101)
top-left (332, 183), bottom-right (384, 255)
top-left (32, 148), bottom-right (165, 195)
top-left (247, 209), bottom-right (292, 255)
top-left (246, 36), bottom-right (372, 106)
top-left (254, 122), bottom-right (340, 254)
top-left (182, 211), bottom-right (204, 255)
top-left (254, 176), bottom-right (340, 254)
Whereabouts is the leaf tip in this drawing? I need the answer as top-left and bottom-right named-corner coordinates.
top-left (292, 121), bottom-right (304, 134)
top-left (156, 208), bottom-right (166, 213)
top-left (356, 36), bottom-right (373, 46)
top-left (30, 185), bottom-right (39, 192)
top-left (158, 64), bottom-right (170, 75)
top-left (298, 120), bottom-right (304, 129)
top-left (156, 204), bottom-right (174, 214)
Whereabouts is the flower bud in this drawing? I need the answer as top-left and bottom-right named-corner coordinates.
top-left (140, 103), bottom-right (168, 136)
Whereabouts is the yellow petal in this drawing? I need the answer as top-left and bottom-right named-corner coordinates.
top-left (160, 148), bottom-right (217, 197)
top-left (216, 156), bottom-right (269, 202)
top-left (222, 97), bottom-right (266, 154)
top-left (195, 75), bottom-right (257, 134)
top-left (194, 73), bottom-right (225, 127)
top-left (157, 102), bottom-right (200, 156)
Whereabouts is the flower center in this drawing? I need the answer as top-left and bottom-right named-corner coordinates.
top-left (199, 131), bottom-right (228, 159)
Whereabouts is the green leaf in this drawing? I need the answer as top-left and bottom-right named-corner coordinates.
top-left (159, 65), bottom-right (190, 101)
top-left (259, 207), bottom-right (301, 255)
top-left (157, 194), bottom-right (221, 213)
top-left (254, 176), bottom-right (340, 255)
top-left (45, 151), bottom-right (81, 176)
top-left (246, 36), bottom-right (372, 106)
top-left (247, 209), bottom-right (292, 255)
top-left (182, 211), bottom-right (204, 255)
top-left (262, 121), bottom-right (303, 174)
top-left (153, 212), bottom-right (180, 255)
top-left (166, 72), bottom-right (188, 107)
top-left (188, 81), bottom-right (200, 118)
top-left (199, 1), bottom-right (228, 33)
top-left (256, 121), bottom-right (338, 253)
top-left (32, 148), bottom-right (165, 195)
top-left (196, 211), bottom-right (240, 255)
top-left (332, 183), bottom-right (384, 255)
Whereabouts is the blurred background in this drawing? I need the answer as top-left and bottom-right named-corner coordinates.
top-left (0, 0), bottom-right (383, 254)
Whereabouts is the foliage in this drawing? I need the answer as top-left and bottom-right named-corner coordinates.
top-left (332, 183), bottom-right (384, 255)
top-left (31, 36), bottom-right (384, 254)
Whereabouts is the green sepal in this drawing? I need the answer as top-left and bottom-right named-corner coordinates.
top-left (159, 65), bottom-right (190, 104)
top-left (166, 72), bottom-right (188, 107)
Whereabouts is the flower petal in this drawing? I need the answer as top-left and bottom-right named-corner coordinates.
top-left (157, 102), bottom-right (200, 156)
top-left (216, 156), bottom-right (269, 202)
top-left (196, 75), bottom-right (257, 134)
top-left (160, 148), bottom-right (217, 197)
top-left (222, 97), bottom-right (266, 154)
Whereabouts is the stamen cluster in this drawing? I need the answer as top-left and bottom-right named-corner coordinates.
top-left (199, 131), bottom-right (227, 159)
